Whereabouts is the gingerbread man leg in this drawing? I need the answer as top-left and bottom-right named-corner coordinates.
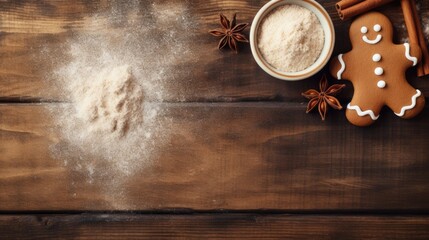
top-left (345, 96), bottom-right (383, 127)
top-left (386, 86), bottom-right (425, 119)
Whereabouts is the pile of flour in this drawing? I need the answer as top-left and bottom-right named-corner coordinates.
top-left (257, 4), bottom-right (325, 72)
top-left (73, 65), bottom-right (144, 138)
top-left (45, 0), bottom-right (196, 195)
top-left (51, 64), bottom-right (161, 177)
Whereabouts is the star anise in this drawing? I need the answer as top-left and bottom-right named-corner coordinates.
top-left (302, 75), bottom-right (345, 120)
top-left (209, 13), bottom-right (249, 53)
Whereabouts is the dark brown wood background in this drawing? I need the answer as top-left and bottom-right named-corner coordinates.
top-left (1, 0), bottom-right (429, 238)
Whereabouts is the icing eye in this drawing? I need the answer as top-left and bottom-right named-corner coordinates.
top-left (361, 26), bottom-right (368, 34)
top-left (373, 24), bottom-right (381, 32)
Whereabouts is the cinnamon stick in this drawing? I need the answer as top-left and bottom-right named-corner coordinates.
top-left (337, 0), bottom-right (394, 20)
top-left (401, 0), bottom-right (429, 76)
top-left (336, 0), bottom-right (364, 11)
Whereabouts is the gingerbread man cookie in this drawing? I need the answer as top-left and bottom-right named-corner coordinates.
top-left (330, 12), bottom-right (425, 126)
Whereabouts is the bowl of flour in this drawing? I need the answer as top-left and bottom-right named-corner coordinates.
top-left (250, 0), bottom-right (335, 81)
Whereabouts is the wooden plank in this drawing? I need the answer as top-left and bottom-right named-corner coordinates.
top-left (0, 0), bottom-right (428, 102)
top-left (1, 103), bottom-right (429, 210)
top-left (0, 213), bottom-right (428, 239)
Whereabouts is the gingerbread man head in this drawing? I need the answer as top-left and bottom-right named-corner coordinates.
top-left (349, 11), bottom-right (393, 49)
top-left (330, 12), bottom-right (424, 127)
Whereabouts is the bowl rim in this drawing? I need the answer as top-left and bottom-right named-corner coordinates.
top-left (250, 0), bottom-right (335, 81)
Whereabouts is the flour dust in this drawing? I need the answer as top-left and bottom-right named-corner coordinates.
top-left (422, 12), bottom-right (429, 42)
top-left (413, 0), bottom-right (428, 43)
top-left (44, 1), bottom-right (196, 208)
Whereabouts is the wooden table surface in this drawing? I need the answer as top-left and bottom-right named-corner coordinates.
top-left (1, 0), bottom-right (429, 238)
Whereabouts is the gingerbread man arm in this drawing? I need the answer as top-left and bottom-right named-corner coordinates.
top-left (402, 42), bottom-right (421, 67)
top-left (329, 52), bottom-right (352, 81)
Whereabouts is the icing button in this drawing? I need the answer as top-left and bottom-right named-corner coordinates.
top-left (375, 67), bottom-right (384, 76)
top-left (361, 26), bottom-right (368, 34)
top-left (372, 54), bottom-right (381, 62)
top-left (377, 80), bottom-right (386, 89)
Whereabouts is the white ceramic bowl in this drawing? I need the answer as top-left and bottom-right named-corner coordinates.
top-left (250, 0), bottom-right (335, 81)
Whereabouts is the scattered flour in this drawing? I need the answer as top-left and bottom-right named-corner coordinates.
top-left (257, 4), bottom-right (324, 72)
top-left (415, 0), bottom-right (429, 43)
top-left (397, 22), bottom-right (409, 43)
top-left (399, 0), bottom-right (429, 44)
top-left (43, 1), bottom-right (196, 208)
top-left (425, 22), bottom-right (429, 41)
top-left (422, 12), bottom-right (429, 43)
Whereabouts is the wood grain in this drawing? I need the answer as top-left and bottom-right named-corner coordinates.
top-left (1, 0), bottom-right (429, 236)
top-left (1, 103), bottom-right (429, 210)
top-left (0, 0), bottom-right (428, 102)
top-left (0, 214), bottom-right (429, 239)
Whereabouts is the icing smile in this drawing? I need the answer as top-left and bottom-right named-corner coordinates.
top-left (362, 34), bottom-right (382, 44)
top-left (360, 25), bottom-right (382, 45)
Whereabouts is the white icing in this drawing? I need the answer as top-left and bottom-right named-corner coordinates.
top-left (372, 53), bottom-right (381, 62)
top-left (337, 54), bottom-right (346, 80)
top-left (377, 80), bottom-right (386, 88)
top-left (373, 24), bottom-right (381, 32)
top-left (394, 90), bottom-right (421, 117)
top-left (362, 34), bottom-right (382, 44)
top-left (374, 67), bottom-right (384, 76)
top-left (347, 104), bottom-right (380, 120)
top-left (404, 43), bottom-right (418, 66)
top-left (361, 26), bottom-right (368, 34)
